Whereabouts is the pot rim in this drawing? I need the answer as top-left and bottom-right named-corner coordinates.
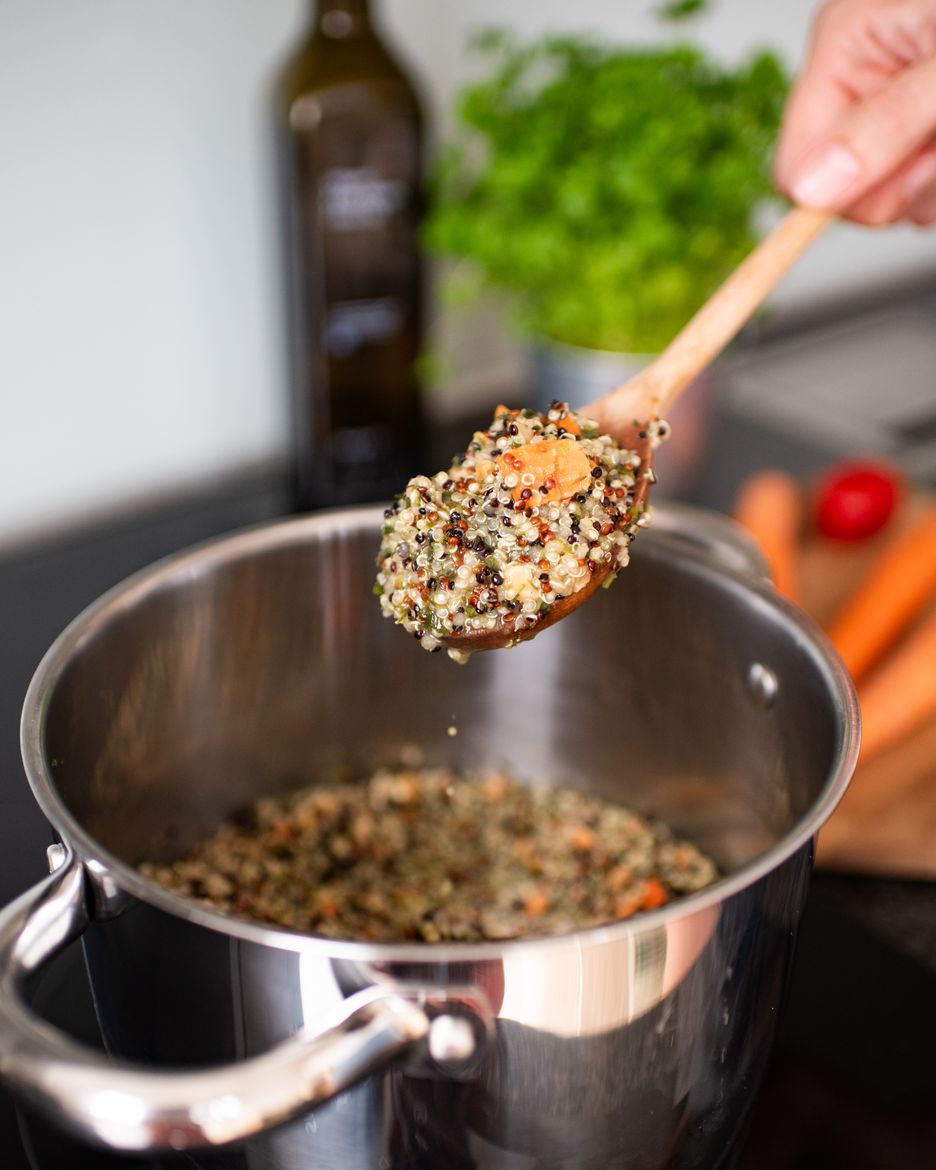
top-left (19, 504), bottom-right (860, 961)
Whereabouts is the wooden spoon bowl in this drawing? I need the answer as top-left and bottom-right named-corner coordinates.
top-left (438, 429), bottom-right (655, 652)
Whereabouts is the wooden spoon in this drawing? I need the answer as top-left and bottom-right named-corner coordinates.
top-left (440, 206), bottom-right (832, 653)
top-left (583, 207), bottom-right (831, 444)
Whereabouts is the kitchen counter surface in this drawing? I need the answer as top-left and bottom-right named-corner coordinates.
top-left (1, 415), bottom-right (935, 1168)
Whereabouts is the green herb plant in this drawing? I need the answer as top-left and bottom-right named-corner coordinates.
top-left (425, 25), bottom-right (788, 354)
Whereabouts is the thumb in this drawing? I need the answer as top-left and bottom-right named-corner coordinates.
top-left (788, 53), bottom-right (936, 210)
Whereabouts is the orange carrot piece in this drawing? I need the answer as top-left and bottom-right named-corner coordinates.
top-left (569, 826), bottom-right (596, 852)
top-left (495, 439), bottom-right (592, 506)
top-left (613, 892), bottom-right (643, 919)
top-left (607, 864), bottom-right (634, 891)
top-left (732, 470), bottom-right (803, 604)
top-left (641, 877), bottom-right (669, 910)
top-left (826, 506), bottom-right (936, 682)
top-left (523, 889), bottom-right (550, 916)
top-left (857, 608), bottom-right (936, 762)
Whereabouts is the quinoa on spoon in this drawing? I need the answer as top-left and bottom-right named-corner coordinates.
top-left (377, 208), bottom-right (830, 657)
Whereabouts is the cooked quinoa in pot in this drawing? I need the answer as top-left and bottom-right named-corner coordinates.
top-left (139, 768), bottom-right (719, 942)
top-left (375, 402), bottom-right (658, 657)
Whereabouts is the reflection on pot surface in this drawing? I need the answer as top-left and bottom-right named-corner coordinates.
top-left (0, 503), bottom-right (858, 1168)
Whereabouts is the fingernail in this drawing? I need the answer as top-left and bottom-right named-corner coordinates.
top-left (791, 144), bottom-right (863, 207)
top-left (904, 152), bottom-right (936, 200)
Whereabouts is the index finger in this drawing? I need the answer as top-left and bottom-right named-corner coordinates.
top-left (775, 8), bottom-right (858, 190)
top-left (775, 71), bottom-right (855, 191)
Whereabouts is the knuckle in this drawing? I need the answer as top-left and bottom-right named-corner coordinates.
top-left (813, 0), bottom-right (848, 36)
top-left (857, 203), bottom-right (901, 225)
top-left (867, 82), bottom-right (921, 142)
top-left (909, 191), bottom-right (936, 226)
top-left (812, 0), bottom-right (870, 43)
top-left (810, 9), bottom-right (840, 61)
top-left (848, 182), bottom-right (907, 225)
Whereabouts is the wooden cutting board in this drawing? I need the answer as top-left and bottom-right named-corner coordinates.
top-left (800, 495), bottom-right (936, 878)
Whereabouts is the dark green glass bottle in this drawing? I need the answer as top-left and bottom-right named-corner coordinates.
top-left (276, 0), bottom-right (424, 509)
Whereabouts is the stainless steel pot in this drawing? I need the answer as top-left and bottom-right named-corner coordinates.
top-left (0, 503), bottom-right (859, 1168)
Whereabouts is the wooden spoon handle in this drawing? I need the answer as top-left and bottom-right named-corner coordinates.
top-left (591, 207), bottom-right (831, 430)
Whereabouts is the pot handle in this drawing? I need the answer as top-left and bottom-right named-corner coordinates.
top-left (0, 850), bottom-right (479, 1150)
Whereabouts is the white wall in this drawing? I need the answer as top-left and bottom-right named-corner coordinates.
top-left (2, 1), bottom-right (935, 547)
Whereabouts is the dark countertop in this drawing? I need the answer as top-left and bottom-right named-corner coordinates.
top-left (1, 413), bottom-right (935, 1168)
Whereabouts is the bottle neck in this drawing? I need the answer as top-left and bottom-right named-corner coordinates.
top-left (314, 0), bottom-right (372, 38)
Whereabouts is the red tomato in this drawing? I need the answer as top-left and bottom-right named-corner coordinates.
top-left (813, 460), bottom-right (902, 541)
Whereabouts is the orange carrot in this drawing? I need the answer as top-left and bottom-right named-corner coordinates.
top-left (732, 470), bottom-right (803, 604)
top-left (523, 888), bottom-right (550, 917)
top-left (857, 608), bottom-right (936, 762)
top-left (569, 826), bottom-right (596, 852)
top-left (613, 877), bottom-right (670, 919)
top-left (640, 878), bottom-right (669, 911)
top-left (495, 439), bottom-right (593, 506)
top-left (826, 506), bottom-right (936, 682)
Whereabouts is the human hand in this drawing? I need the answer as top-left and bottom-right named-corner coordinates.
top-left (775, 0), bottom-right (936, 225)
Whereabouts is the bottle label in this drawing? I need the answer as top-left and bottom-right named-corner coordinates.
top-left (328, 424), bottom-right (394, 466)
top-left (321, 167), bottom-right (409, 233)
top-left (324, 297), bottom-right (404, 356)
